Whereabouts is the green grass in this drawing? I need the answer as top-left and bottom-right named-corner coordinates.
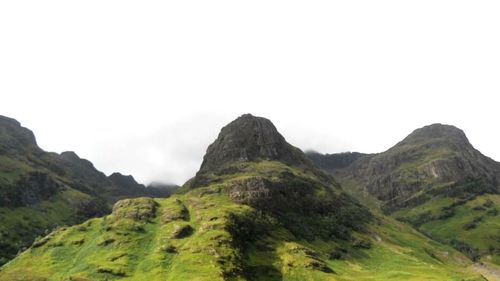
top-left (0, 175), bottom-right (486, 280)
top-left (0, 186), bottom-right (100, 264)
top-left (393, 194), bottom-right (500, 266)
top-left (0, 159), bottom-right (489, 280)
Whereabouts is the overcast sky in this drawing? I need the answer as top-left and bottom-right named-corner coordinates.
top-left (1, 1), bottom-right (499, 185)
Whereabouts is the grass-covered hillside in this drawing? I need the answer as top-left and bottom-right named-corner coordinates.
top-left (0, 115), bottom-right (174, 265)
top-left (0, 161), bottom-right (485, 281)
top-left (393, 190), bottom-right (500, 265)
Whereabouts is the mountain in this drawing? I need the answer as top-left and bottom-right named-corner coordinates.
top-left (0, 115), bottom-right (486, 280)
top-left (191, 114), bottom-right (314, 187)
top-left (308, 123), bottom-right (500, 268)
top-left (306, 151), bottom-right (368, 173)
top-left (146, 182), bottom-right (179, 197)
top-left (0, 115), bottom-right (171, 265)
top-left (108, 174), bottom-right (178, 200)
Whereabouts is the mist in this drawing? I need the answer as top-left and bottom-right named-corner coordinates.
top-left (1, 1), bottom-right (499, 185)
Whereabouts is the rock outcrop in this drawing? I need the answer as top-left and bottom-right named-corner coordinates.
top-left (309, 123), bottom-right (500, 212)
top-left (198, 114), bottom-right (312, 173)
top-left (192, 114), bottom-right (316, 187)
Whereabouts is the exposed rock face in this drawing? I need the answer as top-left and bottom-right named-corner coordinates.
top-left (310, 124), bottom-right (500, 212)
top-left (0, 116), bottom-right (39, 154)
top-left (198, 114), bottom-right (311, 174)
top-left (109, 173), bottom-right (142, 189)
top-left (108, 173), bottom-right (176, 199)
top-left (53, 151), bottom-right (111, 193)
top-left (0, 172), bottom-right (63, 207)
top-left (192, 114), bottom-right (315, 188)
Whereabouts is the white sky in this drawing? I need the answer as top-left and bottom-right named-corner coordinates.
top-left (1, 1), bottom-right (499, 185)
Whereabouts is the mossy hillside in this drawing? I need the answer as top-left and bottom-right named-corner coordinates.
top-left (0, 115), bottom-right (174, 266)
top-left (0, 187), bottom-right (102, 265)
top-left (183, 160), bottom-right (371, 241)
top-left (0, 193), bottom-right (484, 280)
top-left (0, 161), bottom-right (486, 281)
top-left (0, 138), bottom-right (108, 265)
top-left (393, 193), bottom-right (500, 265)
top-left (329, 168), bottom-right (500, 274)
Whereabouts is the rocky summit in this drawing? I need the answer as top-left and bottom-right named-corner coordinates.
top-left (198, 114), bottom-right (312, 173)
top-left (311, 123), bottom-right (500, 212)
top-left (0, 116), bottom-right (38, 154)
top-left (192, 114), bottom-right (316, 188)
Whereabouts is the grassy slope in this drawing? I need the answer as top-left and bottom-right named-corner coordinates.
top-left (0, 189), bottom-right (95, 256)
top-left (0, 150), bottom-right (109, 265)
top-left (0, 162), bottom-right (485, 281)
top-left (393, 194), bottom-right (500, 265)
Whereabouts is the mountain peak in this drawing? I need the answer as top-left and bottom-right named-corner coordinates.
top-left (0, 115), bottom-right (38, 153)
top-left (197, 114), bottom-right (310, 174)
top-left (60, 151), bottom-right (81, 161)
top-left (108, 172), bottom-right (143, 189)
top-left (0, 115), bottom-right (21, 127)
top-left (397, 123), bottom-right (471, 148)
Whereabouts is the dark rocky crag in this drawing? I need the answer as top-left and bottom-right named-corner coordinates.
top-left (192, 114), bottom-right (321, 187)
top-left (198, 114), bottom-right (312, 172)
top-left (309, 123), bottom-right (500, 212)
top-left (108, 173), bottom-right (177, 199)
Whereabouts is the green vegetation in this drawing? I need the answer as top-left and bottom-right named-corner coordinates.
top-left (0, 194), bottom-right (484, 280)
top-left (0, 187), bottom-right (102, 265)
top-left (0, 115), bottom-right (174, 265)
top-left (393, 193), bottom-right (500, 266)
top-left (0, 161), bottom-right (486, 280)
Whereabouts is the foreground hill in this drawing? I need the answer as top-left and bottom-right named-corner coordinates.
top-left (0, 115), bottom-right (485, 280)
top-left (0, 115), bottom-right (175, 265)
top-left (308, 123), bottom-right (500, 268)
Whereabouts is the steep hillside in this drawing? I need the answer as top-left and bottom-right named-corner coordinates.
top-left (0, 115), bottom-right (486, 280)
top-left (309, 123), bottom-right (500, 268)
top-left (306, 151), bottom-right (368, 173)
top-left (0, 115), bottom-right (173, 265)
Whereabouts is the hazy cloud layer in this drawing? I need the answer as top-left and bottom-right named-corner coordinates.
top-left (1, 1), bottom-right (499, 184)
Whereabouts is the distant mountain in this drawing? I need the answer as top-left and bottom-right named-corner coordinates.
top-left (146, 181), bottom-right (179, 197)
top-left (309, 123), bottom-right (500, 266)
top-left (306, 151), bottom-right (368, 172)
top-left (0, 115), bottom-right (485, 280)
top-left (0, 115), bottom-right (171, 265)
top-left (107, 174), bottom-right (178, 200)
